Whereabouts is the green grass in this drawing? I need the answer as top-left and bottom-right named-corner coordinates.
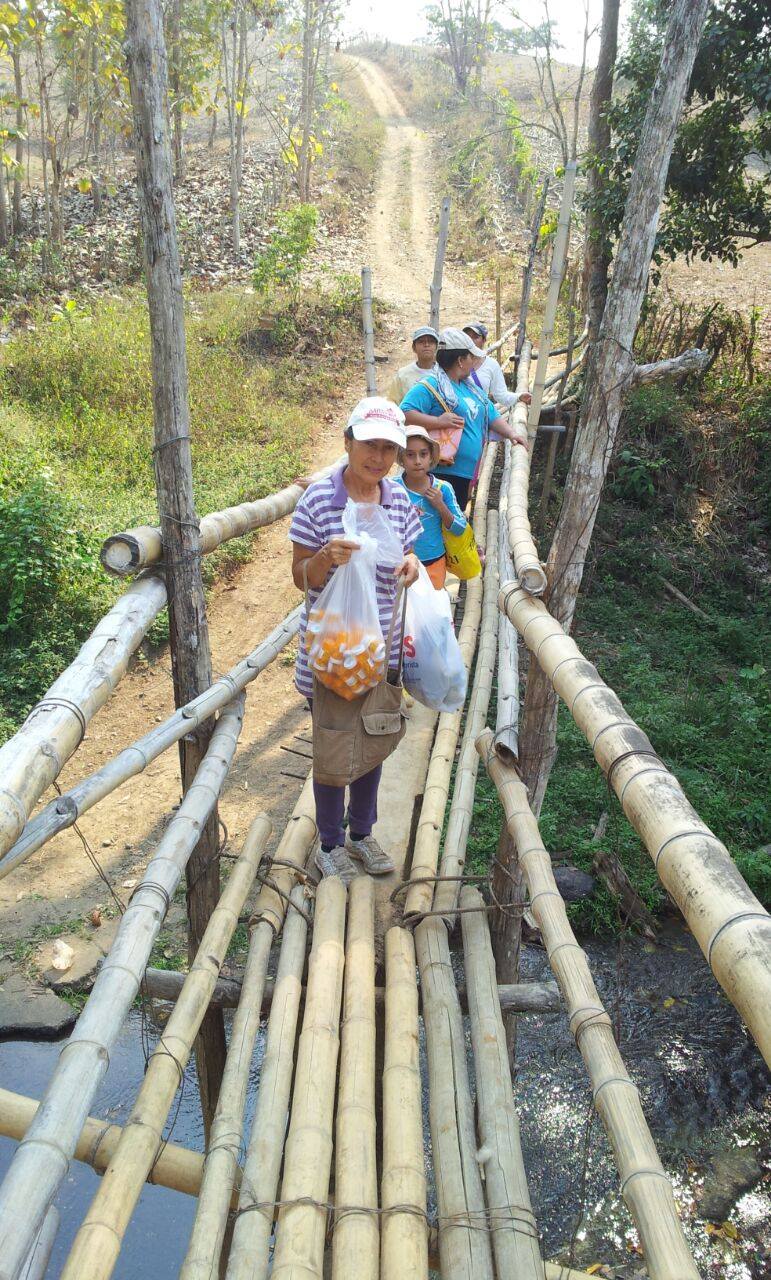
top-left (0, 274), bottom-right (363, 740)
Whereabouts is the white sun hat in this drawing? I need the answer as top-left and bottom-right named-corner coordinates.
top-left (347, 396), bottom-right (407, 448)
top-left (439, 326), bottom-right (487, 357)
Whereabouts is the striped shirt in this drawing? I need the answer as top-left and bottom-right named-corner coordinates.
top-left (289, 466), bottom-right (423, 697)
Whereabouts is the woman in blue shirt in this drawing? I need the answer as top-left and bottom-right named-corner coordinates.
top-left (400, 326), bottom-right (527, 510)
top-left (396, 426), bottom-right (467, 588)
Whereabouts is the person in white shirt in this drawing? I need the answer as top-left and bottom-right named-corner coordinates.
top-left (386, 326), bottom-right (439, 403)
top-left (463, 321), bottom-right (518, 409)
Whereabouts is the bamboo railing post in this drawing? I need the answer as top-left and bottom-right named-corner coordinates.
top-left (460, 886), bottom-right (544, 1279)
top-left (0, 1087), bottom-right (229, 1202)
top-left (539, 273), bottom-right (578, 520)
top-left (415, 916), bottom-right (494, 1279)
top-left (225, 884), bottom-right (312, 1280)
top-left (527, 162), bottom-right (577, 433)
top-left (332, 876), bottom-right (378, 1280)
top-left (498, 583), bottom-right (771, 1067)
top-left (381, 927), bottom-right (427, 1280)
top-left (495, 276), bottom-right (502, 342)
top-left (507, 341), bottom-right (548, 596)
top-left (429, 195), bottom-right (451, 331)
top-left (433, 509), bottom-right (499, 922)
top-left (100, 458), bottom-right (346, 577)
top-left (0, 574), bottom-right (168, 860)
top-left (0, 698), bottom-right (245, 1280)
top-left (180, 845), bottom-right (281, 1277)
top-left (18, 1209), bottom-right (58, 1280)
top-left (494, 441), bottom-right (519, 764)
top-left (0, 609), bottom-right (301, 880)
top-left (271, 875), bottom-right (347, 1280)
top-left (361, 266), bottom-right (377, 395)
top-left (402, 443), bottom-right (495, 923)
top-left (517, 178), bottom-right (549, 356)
top-left (60, 815), bottom-right (272, 1280)
top-left (477, 728), bottom-right (700, 1280)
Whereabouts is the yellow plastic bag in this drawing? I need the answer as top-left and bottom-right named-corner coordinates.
top-left (442, 522), bottom-right (481, 581)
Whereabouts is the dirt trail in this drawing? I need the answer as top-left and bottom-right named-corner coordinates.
top-left (0, 64), bottom-right (484, 958)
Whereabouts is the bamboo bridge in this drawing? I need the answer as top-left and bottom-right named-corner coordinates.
top-left (0, 153), bottom-right (769, 1280)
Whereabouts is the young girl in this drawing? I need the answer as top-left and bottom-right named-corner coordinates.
top-left (396, 426), bottom-right (468, 589)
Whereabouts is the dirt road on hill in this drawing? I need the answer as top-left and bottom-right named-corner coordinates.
top-left (0, 63), bottom-right (491, 962)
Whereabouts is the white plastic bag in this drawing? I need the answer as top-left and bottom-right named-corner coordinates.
top-left (402, 564), bottom-right (467, 712)
top-left (305, 501), bottom-right (403, 701)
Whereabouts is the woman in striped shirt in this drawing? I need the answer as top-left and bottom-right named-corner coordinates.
top-left (290, 397), bottom-right (421, 884)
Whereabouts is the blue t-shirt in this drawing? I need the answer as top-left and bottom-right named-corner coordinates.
top-left (400, 376), bottom-right (495, 480)
top-left (395, 475), bottom-right (467, 563)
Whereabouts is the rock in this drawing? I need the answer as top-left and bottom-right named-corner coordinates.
top-left (36, 935), bottom-right (103, 991)
top-left (697, 1143), bottom-right (769, 1222)
top-left (0, 976), bottom-right (77, 1039)
top-left (552, 865), bottom-right (596, 903)
top-left (51, 939), bottom-right (75, 971)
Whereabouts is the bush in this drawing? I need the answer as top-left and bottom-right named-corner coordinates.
top-left (253, 205), bottom-right (319, 296)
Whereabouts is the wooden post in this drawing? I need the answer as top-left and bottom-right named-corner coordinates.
top-left (538, 273), bottom-right (578, 519)
top-left (429, 195), bottom-right (451, 331)
top-left (517, 178), bottom-right (549, 355)
top-left (495, 276), bottom-right (501, 342)
top-left (528, 162), bottom-right (577, 433)
top-left (123, 0), bottom-right (226, 1137)
top-left (361, 266), bottom-right (377, 395)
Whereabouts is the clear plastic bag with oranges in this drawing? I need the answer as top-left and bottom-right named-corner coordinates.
top-left (305, 501), bottom-right (403, 701)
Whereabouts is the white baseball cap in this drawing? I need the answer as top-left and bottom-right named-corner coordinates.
top-left (347, 396), bottom-right (407, 448)
top-left (412, 325), bottom-right (440, 343)
top-left (439, 326), bottom-right (487, 357)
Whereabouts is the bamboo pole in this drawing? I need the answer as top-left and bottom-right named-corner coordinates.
top-left (225, 884), bottom-right (311, 1280)
top-left (498, 583), bottom-right (771, 1066)
top-left (507, 340), bottom-right (548, 595)
top-left (18, 1209), bottom-right (58, 1280)
top-left (517, 178), bottom-right (549, 356)
top-left (527, 162), bottom-right (577, 432)
top-left (433, 509), bottom-right (499, 922)
top-left (60, 816), bottom-right (272, 1280)
top-left (485, 320), bottom-right (519, 358)
top-left (0, 1087), bottom-right (232, 1204)
top-left (402, 444), bottom-right (494, 922)
top-left (332, 876), bottom-right (378, 1280)
top-left (181, 895), bottom-right (278, 1274)
top-left (0, 573), bottom-right (167, 861)
top-left (271, 875), bottom-right (347, 1280)
top-left (429, 194), bottom-right (451, 331)
top-left (495, 276), bottom-right (502, 342)
top-left (495, 441), bottom-right (519, 764)
top-left (461, 886), bottom-right (544, 1278)
top-left (415, 915), bottom-right (494, 1279)
top-left (143, 965), bottom-right (560, 1016)
top-left (361, 266), bottom-right (377, 395)
top-left (0, 608), bottom-right (300, 880)
top-left (540, 282), bottom-right (579, 520)
top-left (100, 461), bottom-right (345, 577)
top-left (0, 698), bottom-right (245, 1280)
top-left (381, 927), bottom-right (428, 1280)
top-left (478, 729), bottom-right (700, 1280)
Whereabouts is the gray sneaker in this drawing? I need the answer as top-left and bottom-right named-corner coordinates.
top-left (315, 844), bottom-right (357, 886)
top-left (345, 833), bottom-right (395, 875)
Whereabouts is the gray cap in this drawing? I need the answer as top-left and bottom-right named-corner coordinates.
top-left (412, 325), bottom-right (440, 343)
top-left (464, 321), bottom-right (489, 339)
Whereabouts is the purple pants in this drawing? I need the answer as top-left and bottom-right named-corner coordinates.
top-left (313, 765), bottom-right (382, 849)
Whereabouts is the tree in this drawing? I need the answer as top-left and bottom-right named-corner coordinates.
top-left (596, 0), bottom-right (771, 269)
top-left (517, 0), bottom-right (711, 811)
top-left (581, 0), bottom-right (620, 339)
top-left (507, 1), bottom-right (593, 167)
top-left (426, 0), bottom-right (497, 96)
top-left (295, 0), bottom-right (338, 200)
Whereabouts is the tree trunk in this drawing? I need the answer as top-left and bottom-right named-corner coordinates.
top-left (518, 0), bottom-right (711, 808)
top-left (581, 0), bottom-right (620, 340)
top-left (170, 0), bottom-right (184, 180)
top-left (297, 0), bottom-right (315, 201)
top-left (490, 826), bottom-right (524, 1065)
top-left (123, 0), bottom-right (226, 1139)
top-left (12, 48), bottom-right (23, 235)
top-left (235, 5), bottom-right (247, 187)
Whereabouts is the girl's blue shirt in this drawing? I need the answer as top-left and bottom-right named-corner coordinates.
top-left (396, 474), bottom-right (467, 562)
